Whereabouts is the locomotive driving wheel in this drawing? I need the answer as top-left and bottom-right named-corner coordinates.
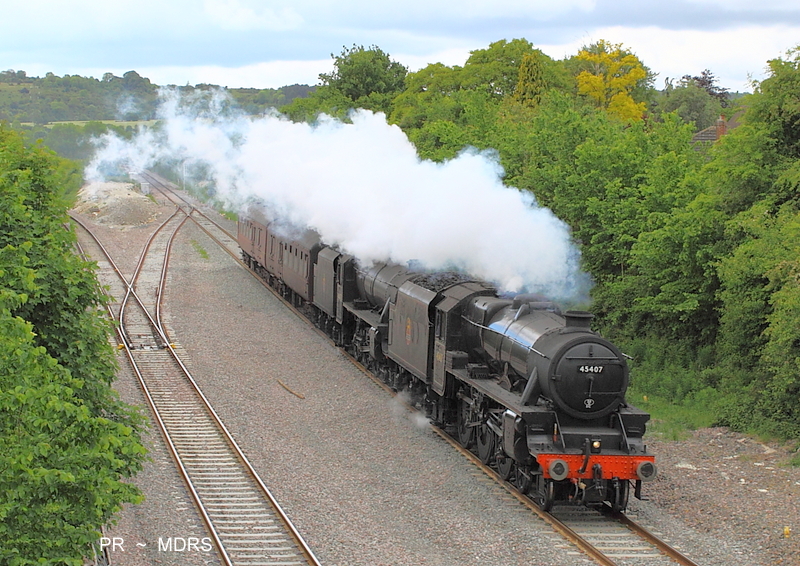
top-left (514, 465), bottom-right (533, 494)
top-left (456, 398), bottom-right (474, 448)
top-left (531, 475), bottom-right (556, 512)
top-left (496, 452), bottom-right (514, 481)
top-left (476, 423), bottom-right (495, 464)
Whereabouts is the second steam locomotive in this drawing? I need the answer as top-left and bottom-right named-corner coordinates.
top-left (238, 210), bottom-right (656, 512)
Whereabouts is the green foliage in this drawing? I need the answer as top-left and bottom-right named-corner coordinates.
top-left (229, 84), bottom-right (314, 114)
top-left (515, 52), bottom-right (549, 107)
top-left (20, 121), bottom-right (135, 162)
top-left (281, 86), bottom-right (356, 122)
top-left (625, 48), bottom-right (800, 440)
top-left (389, 39), bottom-right (571, 161)
top-left (282, 45), bottom-right (407, 120)
top-left (653, 82), bottom-right (724, 131)
top-left (0, 69), bottom-right (316, 126)
top-left (512, 96), bottom-right (704, 295)
top-left (0, 125), bottom-right (146, 562)
top-left (459, 39), bottom-right (540, 98)
top-left (628, 390), bottom-right (720, 440)
top-left (611, 192), bottom-right (727, 342)
top-left (748, 47), bottom-right (800, 159)
top-left (320, 45), bottom-right (407, 106)
top-left (0, 70), bottom-right (157, 124)
top-left (702, 119), bottom-right (788, 215)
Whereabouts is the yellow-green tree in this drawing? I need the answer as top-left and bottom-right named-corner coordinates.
top-left (575, 40), bottom-right (648, 121)
top-left (514, 52), bottom-right (547, 107)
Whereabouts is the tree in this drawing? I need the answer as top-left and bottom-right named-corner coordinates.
top-left (281, 45), bottom-right (406, 120)
top-left (574, 40), bottom-right (651, 121)
top-left (460, 38), bottom-right (537, 98)
top-left (319, 44), bottom-right (407, 112)
top-left (654, 82), bottom-right (724, 131)
top-left (389, 62), bottom-right (466, 130)
top-left (388, 39), bottom-right (571, 161)
top-left (280, 86), bottom-right (354, 122)
top-left (515, 52), bottom-right (547, 107)
top-left (682, 69), bottom-right (729, 107)
top-left (748, 46), bottom-right (800, 159)
top-left (0, 126), bottom-right (147, 563)
top-left (120, 70), bottom-right (155, 95)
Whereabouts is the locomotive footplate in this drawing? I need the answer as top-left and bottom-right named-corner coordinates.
top-left (450, 367), bottom-right (536, 418)
top-left (343, 302), bottom-right (383, 328)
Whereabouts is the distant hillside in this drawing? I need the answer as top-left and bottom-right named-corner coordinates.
top-left (0, 69), bottom-right (315, 124)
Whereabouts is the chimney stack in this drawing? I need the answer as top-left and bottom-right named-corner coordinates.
top-left (716, 115), bottom-right (727, 140)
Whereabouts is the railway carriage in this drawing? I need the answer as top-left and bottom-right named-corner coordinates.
top-left (237, 212), bottom-right (321, 305)
top-left (239, 213), bottom-right (656, 512)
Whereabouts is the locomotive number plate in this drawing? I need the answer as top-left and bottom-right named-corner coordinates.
top-left (578, 365), bottom-right (604, 373)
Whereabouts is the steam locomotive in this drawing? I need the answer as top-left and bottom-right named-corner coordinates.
top-left (238, 210), bottom-right (656, 512)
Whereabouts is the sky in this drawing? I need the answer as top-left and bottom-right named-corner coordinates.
top-left (3, 0), bottom-right (799, 92)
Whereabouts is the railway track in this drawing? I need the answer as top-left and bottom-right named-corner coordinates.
top-left (111, 173), bottom-right (701, 566)
top-left (366, 362), bottom-right (701, 566)
top-left (71, 209), bottom-right (321, 566)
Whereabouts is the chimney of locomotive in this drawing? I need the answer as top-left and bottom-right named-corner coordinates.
top-left (564, 310), bottom-right (593, 329)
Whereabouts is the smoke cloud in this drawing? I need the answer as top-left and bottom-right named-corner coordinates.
top-left (87, 89), bottom-right (586, 298)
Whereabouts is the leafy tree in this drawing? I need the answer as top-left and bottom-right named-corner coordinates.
top-left (120, 70), bottom-right (155, 95)
top-left (0, 126), bottom-right (147, 563)
top-left (459, 39), bottom-right (538, 98)
top-left (0, 69), bottom-right (31, 84)
top-left (281, 45), bottom-right (406, 120)
top-left (0, 70), bottom-right (161, 123)
top-left (654, 82), bottom-right (724, 131)
top-left (574, 40), bottom-right (652, 121)
top-left (280, 85), bottom-right (354, 122)
top-left (227, 84), bottom-right (315, 115)
top-left (389, 39), bottom-right (571, 161)
top-left (515, 52), bottom-right (547, 107)
top-left (748, 46), bottom-right (800, 159)
top-left (320, 45), bottom-right (407, 102)
top-left (682, 69), bottom-right (730, 107)
top-left (389, 62), bottom-right (467, 130)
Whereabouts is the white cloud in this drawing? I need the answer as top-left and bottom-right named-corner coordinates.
top-left (0, 0), bottom-right (201, 38)
top-left (455, 0), bottom-right (596, 18)
top-left (203, 0), bottom-right (304, 31)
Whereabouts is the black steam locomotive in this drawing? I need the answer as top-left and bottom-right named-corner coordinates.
top-left (238, 212), bottom-right (656, 512)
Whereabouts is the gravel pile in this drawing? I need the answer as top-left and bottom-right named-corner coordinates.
top-left (74, 182), bottom-right (161, 227)
top-left (71, 186), bottom-right (799, 566)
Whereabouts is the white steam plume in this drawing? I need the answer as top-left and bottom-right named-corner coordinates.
top-left (87, 89), bottom-right (586, 298)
